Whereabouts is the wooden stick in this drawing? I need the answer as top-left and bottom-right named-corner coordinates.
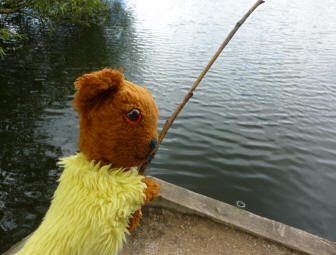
top-left (139, 0), bottom-right (265, 175)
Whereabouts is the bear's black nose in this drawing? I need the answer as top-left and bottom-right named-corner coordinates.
top-left (149, 138), bottom-right (157, 153)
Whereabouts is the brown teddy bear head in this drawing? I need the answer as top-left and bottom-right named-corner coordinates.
top-left (73, 68), bottom-right (159, 168)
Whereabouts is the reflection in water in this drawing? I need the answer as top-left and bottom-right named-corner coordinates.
top-left (0, 2), bottom-right (140, 251)
top-left (1, 0), bottom-right (336, 252)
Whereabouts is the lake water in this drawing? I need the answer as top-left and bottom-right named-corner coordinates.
top-left (1, 0), bottom-right (336, 252)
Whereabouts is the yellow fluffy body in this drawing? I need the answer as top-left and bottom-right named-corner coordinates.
top-left (16, 153), bottom-right (146, 255)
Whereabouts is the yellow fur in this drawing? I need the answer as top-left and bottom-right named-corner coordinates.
top-left (16, 153), bottom-right (146, 255)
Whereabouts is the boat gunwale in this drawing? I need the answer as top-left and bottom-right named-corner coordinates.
top-left (3, 177), bottom-right (336, 255)
top-left (150, 177), bottom-right (336, 255)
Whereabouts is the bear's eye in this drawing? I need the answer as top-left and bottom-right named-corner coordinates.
top-left (126, 109), bottom-right (142, 124)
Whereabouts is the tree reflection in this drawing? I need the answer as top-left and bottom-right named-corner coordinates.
top-left (0, 1), bottom-right (143, 252)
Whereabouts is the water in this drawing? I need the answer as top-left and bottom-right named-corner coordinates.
top-left (1, 0), bottom-right (336, 251)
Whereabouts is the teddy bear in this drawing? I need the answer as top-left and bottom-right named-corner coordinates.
top-left (16, 68), bottom-right (161, 255)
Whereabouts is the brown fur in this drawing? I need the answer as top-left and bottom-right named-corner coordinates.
top-left (73, 68), bottom-right (160, 232)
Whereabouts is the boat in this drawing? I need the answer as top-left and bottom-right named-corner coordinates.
top-left (3, 177), bottom-right (336, 255)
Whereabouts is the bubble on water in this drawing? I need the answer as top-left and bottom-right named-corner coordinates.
top-left (3, 173), bottom-right (18, 185)
top-left (236, 200), bottom-right (246, 209)
top-left (24, 213), bottom-right (37, 221)
top-left (24, 191), bottom-right (42, 199)
top-left (0, 212), bottom-right (17, 231)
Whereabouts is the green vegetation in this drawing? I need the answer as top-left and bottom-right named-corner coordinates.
top-left (0, 0), bottom-right (110, 58)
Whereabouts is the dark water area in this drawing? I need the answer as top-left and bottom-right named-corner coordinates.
top-left (1, 0), bottom-right (336, 252)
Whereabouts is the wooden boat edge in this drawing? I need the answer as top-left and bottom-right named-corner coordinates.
top-left (3, 177), bottom-right (336, 255)
top-left (150, 177), bottom-right (336, 255)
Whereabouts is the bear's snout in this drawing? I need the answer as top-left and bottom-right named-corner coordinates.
top-left (149, 138), bottom-right (157, 153)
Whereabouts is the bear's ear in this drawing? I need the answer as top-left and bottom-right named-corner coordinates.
top-left (73, 68), bottom-right (124, 114)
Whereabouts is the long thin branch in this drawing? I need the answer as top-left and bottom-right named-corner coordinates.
top-left (139, 0), bottom-right (265, 175)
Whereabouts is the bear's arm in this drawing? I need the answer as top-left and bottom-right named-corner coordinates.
top-left (127, 177), bottom-right (160, 232)
top-left (141, 176), bottom-right (160, 204)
